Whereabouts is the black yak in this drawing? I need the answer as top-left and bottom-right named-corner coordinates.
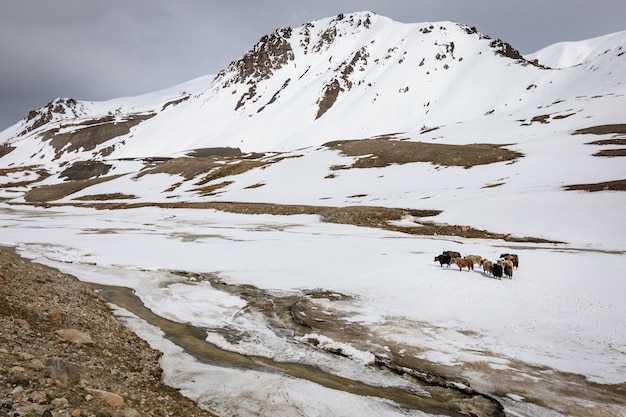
top-left (500, 253), bottom-right (519, 268)
top-left (434, 254), bottom-right (452, 267)
top-left (443, 251), bottom-right (461, 260)
top-left (492, 263), bottom-right (503, 280)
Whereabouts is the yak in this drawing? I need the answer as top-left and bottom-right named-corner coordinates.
top-left (503, 263), bottom-right (514, 279)
top-left (452, 257), bottom-right (474, 272)
top-left (481, 259), bottom-right (493, 276)
top-left (434, 254), bottom-right (452, 267)
top-left (492, 263), bottom-right (503, 280)
top-left (442, 251), bottom-right (462, 260)
top-left (500, 253), bottom-right (519, 268)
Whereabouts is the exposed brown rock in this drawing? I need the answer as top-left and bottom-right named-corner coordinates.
top-left (49, 307), bottom-right (63, 321)
top-left (48, 357), bottom-right (81, 386)
top-left (55, 329), bottom-right (94, 344)
top-left (0, 247), bottom-right (217, 417)
top-left (86, 388), bottom-right (125, 407)
top-left (324, 138), bottom-right (523, 168)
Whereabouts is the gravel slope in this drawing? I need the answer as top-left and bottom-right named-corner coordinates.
top-left (0, 247), bottom-right (216, 417)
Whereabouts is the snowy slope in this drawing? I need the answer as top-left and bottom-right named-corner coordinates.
top-left (526, 29), bottom-right (626, 68)
top-left (0, 11), bottom-right (624, 248)
top-left (2, 12), bottom-right (625, 164)
top-left (0, 10), bottom-right (624, 248)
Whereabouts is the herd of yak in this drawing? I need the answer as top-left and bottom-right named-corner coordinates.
top-left (434, 251), bottom-right (519, 279)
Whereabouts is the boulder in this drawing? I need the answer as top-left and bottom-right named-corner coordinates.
top-left (55, 328), bottom-right (93, 344)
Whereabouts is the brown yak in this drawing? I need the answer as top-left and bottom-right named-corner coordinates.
top-left (452, 257), bottom-right (474, 272)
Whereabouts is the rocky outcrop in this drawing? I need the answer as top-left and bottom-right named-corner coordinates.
top-left (21, 98), bottom-right (82, 135)
top-left (218, 27), bottom-right (295, 110)
top-left (0, 247), bottom-right (216, 417)
top-left (59, 161), bottom-right (112, 181)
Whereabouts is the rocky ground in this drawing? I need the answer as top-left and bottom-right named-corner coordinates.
top-left (0, 247), bottom-right (216, 417)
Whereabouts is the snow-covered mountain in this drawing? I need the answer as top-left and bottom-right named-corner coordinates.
top-left (526, 29), bottom-right (626, 68)
top-left (2, 12), bottom-right (624, 161)
top-left (1, 10), bottom-right (625, 247)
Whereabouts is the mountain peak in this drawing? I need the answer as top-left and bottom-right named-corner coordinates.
top-left (215, 11), bottom-right (381, 89)
top-left (217, 26), bottom-right (294, 89)
top-left (20, 98), bottom-right (82, 136)
top-left (210, 13), bottom-right (544, 125)
top-left (2, 13), bottom-right (625, 164)
top-left (527, 29), bottom-right (626, 68)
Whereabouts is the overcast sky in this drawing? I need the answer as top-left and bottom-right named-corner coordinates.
top-left (1, 0), bottom-right (625, 131)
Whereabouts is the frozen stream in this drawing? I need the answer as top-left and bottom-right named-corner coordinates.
top-left (90, 281), bottom-right (502, 416)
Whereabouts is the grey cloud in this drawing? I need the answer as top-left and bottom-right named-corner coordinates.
top-left (1, 0), bottom-right (624, 130)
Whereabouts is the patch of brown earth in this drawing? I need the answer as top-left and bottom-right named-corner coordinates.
top-left (135, 157), bottom-right (223, 181)
top-left (23, 174), bottom-right (126, 203)
top-left (564, 179), bottom-right (626, 192)
top-left (0, 247), bottom-right (216, 417)
top-left (185, 147), bottom-right (243, 157)
top-left (573, 124), bottom-right (626, 135)
top-left (0, 166), bottom-right (51, 189)
top-left (518, 111), bottom-right (578, 126)
top-left (324, 139), bottom-right (523, 169)
top-left (136, 157), bottom-right (269, 188)
top-left (0, 143), bottom-right (15, 158)
top-left (583, 136), bottom-right (626, 158)
top-left (194, 160), bottom-right (269, 186)
top-left (59, 161), bottom-right (112, 181)
top-left (585, 138), bottom-right (626, 146)
top-left (14, 199), bottom-right (559, 244)
top-left (481, 182), bottom-right (505, 189)
top-left (73, 193), bottom-right (138, 201)
top-left (593, 149), bottom-right (626, 157)
top-left (40, 114), bottom-right (155, 159)
top-left (192, 181), bottom-right (234, 196)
